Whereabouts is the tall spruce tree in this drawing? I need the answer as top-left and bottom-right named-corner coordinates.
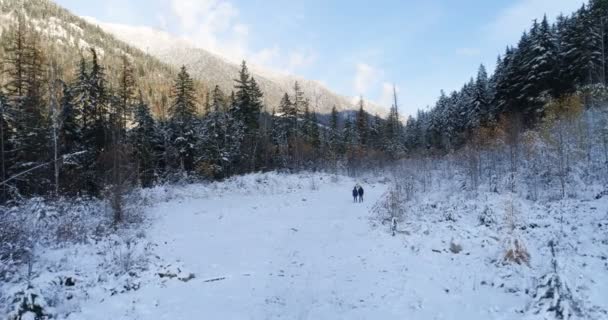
top-left (3, 18), bottom-right (49, 194)
top-left (117, 55), bottom-right (136, 138)
top-left (169, 66), bottom-right (198, 173)
top-left (59, 82), bottom-right (80, 155)
top-left (355, 97), bottom-right (368, 146)
top-left (129, 94), bottom-right (158, 187)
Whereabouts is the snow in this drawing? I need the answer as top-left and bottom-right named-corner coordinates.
top-left (2, 172), bottom-right (607, 319)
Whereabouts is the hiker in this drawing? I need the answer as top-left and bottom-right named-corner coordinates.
top-left (352, 186), bottom-right (358, 203)
top-left (358, 185), bottom-right (364, 202)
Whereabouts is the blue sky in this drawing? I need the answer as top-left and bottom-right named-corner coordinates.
top-left (55, 0), bottom-right (586, 117)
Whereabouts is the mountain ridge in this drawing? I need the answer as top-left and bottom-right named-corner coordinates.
top-left (83, 17), bottom-right (388, 115)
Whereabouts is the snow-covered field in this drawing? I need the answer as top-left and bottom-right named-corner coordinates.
top-left (3, 172), bottom-right (608, 319)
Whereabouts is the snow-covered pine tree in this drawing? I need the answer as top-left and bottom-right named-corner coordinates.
top-left (325, 105), bottom-right (342, 160)
top-left (232, 61), bottom-right (257, 133)
top-left (524, 16), bottom-right (559, 121)
top-left (355, 97), bottom-right (368, 146)
top-left (59, 82), bottom-right (81, 155)
top-left (129, 93), bottom-right (159, 187)
top-left (560, 4), bottom-right (603, 87)
top-left (309, 109), bottom-right (321, 150)
top-left (117, 55), bottom-right (136, 139)
top-left (0, 92), bottom-right (12, 202)
top-left (367, 113), bottom-right (383, 150)
top-left (69, 49), bottom-right (111, 194)
top-left (230, 61), bottom-right (264, 171)
top-left (470, 65), bottom-right (491, 128)
top-left (198, 85), bottom-right (242, 178)
top-left (273, 93), bottom-right (294, 166)
top-left (3, 17), bottom-right (49, 195)
top-left (168, 66), bottom-right (198, 173)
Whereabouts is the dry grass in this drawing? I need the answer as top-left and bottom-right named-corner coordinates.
top-left (503, 237), bottom-right (531, 266)
top-left (501, 197), bottom-right (531, 266)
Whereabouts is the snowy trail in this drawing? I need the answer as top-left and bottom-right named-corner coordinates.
top-left (146, 179), bottom-right (398, 319)
top-left (70, 175), bottom-right (530, 320)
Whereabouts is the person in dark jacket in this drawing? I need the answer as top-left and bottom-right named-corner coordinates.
top-left (358, 186), bottom-right (364, 202)
top-left (352, 186), bottom-right (358, 203)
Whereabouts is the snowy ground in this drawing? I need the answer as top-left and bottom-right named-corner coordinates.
top-left (3, 172), bottom-right (608, 319)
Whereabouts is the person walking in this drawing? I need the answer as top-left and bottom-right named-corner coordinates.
top-left (358, 185), bottom-right (364, 202)
top-left (352, 186), bottom-right (359, 203)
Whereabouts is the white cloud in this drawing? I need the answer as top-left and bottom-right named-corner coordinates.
top-left (163, 0), bottom-right (317, 75)
top-left (167, 0), bottom-right (246, 62)
top-left (354, 63), bottom-right (383, 96)
top-left (488, 0), bottom-right (586, 46)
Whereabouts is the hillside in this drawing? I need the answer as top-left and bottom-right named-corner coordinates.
top-left (0, 0), bottom-right (184, 116)
top-left (0, 0), bottom-right (385, 116)
top-left (83, 19), bottom-right (388, 115)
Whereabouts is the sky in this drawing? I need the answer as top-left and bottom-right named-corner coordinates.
top-left (55, 0), bottom-right (587, 117)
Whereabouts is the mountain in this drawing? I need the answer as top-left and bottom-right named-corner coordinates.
top-left (83, 19), bottom-right (388, 116)
top-left (0, 0), bottom-right (386, 116)
top-left (0, 0), bottom-right (186, 116)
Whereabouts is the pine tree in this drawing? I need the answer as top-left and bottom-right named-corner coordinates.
top-left (211, 85), bottom-right (225, 112)
top-left (384, 86), bottom-right (405, 156)
top-left (292, 82), bottom-right (306, 135)
top-left (471, 64), bottom-right (490, 127)
top-left (248, 77), bottom-right (264, 129)
top-left (561, 5), bottom-right (603, 87)
top-left (525, 16), bottom-right (559, 120)
top-left (117, 55), bottom-right (136, 138)
top-left (231, 61), bottom-right (264, 171)
top-left (330, 105), bottom-right (339, 132)
top-left (2, 18), bottom-right (49, 195)
top-left (232, 61), bottom-right (262, 134)
top-left (355, 97), bottom-right (368, 146)
top-left (200, 86), bottom-right (243, 178)
top-left (169, 66), bottom-right (198, 172)
top-left (273, 93), bottom-right (294, 165)
top-left (309, 110), bottom-right (321, 149)
top-left (3, 16), bottom-right (28, 99)
top-left (69, 49), bottom-right (111, 194)
top-left (342, 116), bottom-right (356, 149)
top-left (59, 82), bottom-right (81, 155)
top-left (83, 48), bottom-right (110, 156)
top-left (129, 94), bottom-right (158, 187)
top-left (0, 92), bottom-right (12, 202)
top-left (204, 89), bottom-right (212, 114)
top-left (368, 113), bottom-right (383, 150)
top-left (302, 100), bottom-right (313, 141)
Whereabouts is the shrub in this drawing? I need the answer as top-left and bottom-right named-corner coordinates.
top-left (503, 237), bottom-right (530, 266)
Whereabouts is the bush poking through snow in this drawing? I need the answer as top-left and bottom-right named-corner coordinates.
top-left (527, 240), bottom-right (584, 319)
top-left (157, 264), bottom-right (195, 282)
top-left (373, 183), bottom-right (407, 225)
top-left (0, 208), bottom-right (30, 283)
top-left (478, 206), bottom-right (496, 227)
top-left (528, 272), bottom-right (583, 320)
top-left (7, 287), bottom-right (52, 320)
top-left (449, 240), bottom-right (463, 254)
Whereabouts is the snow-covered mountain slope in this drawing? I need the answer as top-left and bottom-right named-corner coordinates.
top-left (84, 19), bottom-right (388, 115)
top-left (4, 172), bottom-right (606, 319)
top-left (0, 0), bottom-right (384, 115)
top-left (0, 0), bottom-right (181, 114)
